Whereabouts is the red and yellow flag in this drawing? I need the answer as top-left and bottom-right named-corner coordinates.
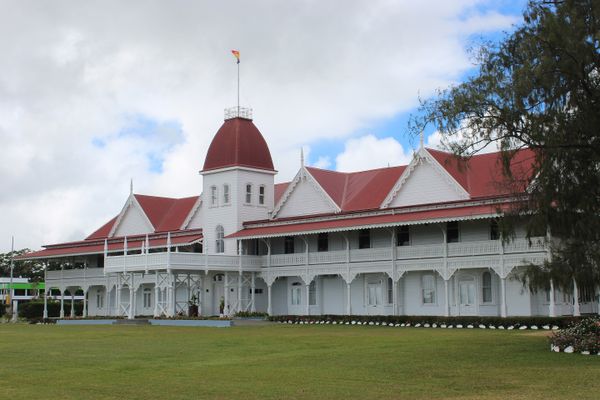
top-left (231, 49), bottom-right (240, 63)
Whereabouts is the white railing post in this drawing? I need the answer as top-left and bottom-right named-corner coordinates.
top-left (573, 277), bottom-right (580, 316)
top-left (549, 279), bottom-right (556, 317)
top-left (251, 272), bottom-right (256, 313)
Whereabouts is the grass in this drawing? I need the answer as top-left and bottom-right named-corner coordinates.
top-left (0, 324), bottom-right (598, 400)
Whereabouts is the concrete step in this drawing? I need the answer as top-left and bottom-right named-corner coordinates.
top-left (113, 319), bottom-right (151, 326)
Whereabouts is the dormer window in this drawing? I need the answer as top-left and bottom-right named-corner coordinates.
top-left (223, 184), bottom-right (230, 204)
top-left (258, 185), bottom-right (265, 205)
top-left (211, 186), bottom-right (217, 206)
top-left (245, 184), bottom-right (252, 204)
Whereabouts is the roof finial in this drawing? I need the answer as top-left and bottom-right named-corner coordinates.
top-left (420, 130), bottom-right (424, 150)
top-left (130, 178), bottom-right (133, 195)
top-left (300, 147), bottom-right (305, 167)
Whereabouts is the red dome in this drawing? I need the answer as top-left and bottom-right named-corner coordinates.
top-left (202, 117), bottom-right (275, 173)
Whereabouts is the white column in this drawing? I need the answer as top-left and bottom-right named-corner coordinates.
top-left (392, 279), bottom-right (398, 316)
top-left (106, 284), bottom-right (111, 317)
top-left (267, 283), bottom-right (273, 315)
top-left (549, 279), bottom-right (556, 317)
top-left (70, 290), bottom-right (75, 318)
top-left (250, 272), bottom-right (256, 313)
top-left (346, 282), bottom-right (352, 315)
top-left (82, 289), bottom-right (88, 318)
top-left (154, 284), bottom-right (160, 317)
top-left (128, 285), bottom-right (135, 319)
top-left (444, 279), bottom-right (450, 317)
top-left (224, 272), bottom-right (230, 316)
top-left (238, 272), bottom-right (243, 313)
top-left (572, 278), bottom-right (580, 317)
top-left (305, 282), bottom-right (310, 316)
top-left (500, 277), bottom-right (507, 318)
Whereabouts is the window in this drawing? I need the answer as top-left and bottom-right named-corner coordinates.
top-left (397, 226), bottom-right (410, 246)
top-left (249, 288), bottom-right (264, 294)
top-left (96, 291), bottom-right (104, 309)
top-left (317, 233), bottom-right (328, 252)
top-left (422, 274), bottom-right (436, 304)
top-left (215, 225), bottom-right (225, 253)
top-left (482, 271), bottom-right (492, 303)
top-left (213, 274), bottom-right (224, 282)
top-left (210, 186), bottom-right (217, 206)
top-left (358, 229), bottom-right (371, 249)
top-left (258, 185), bottom-right (265, 205)
top-left (223, 184), bottom-right (230, 204)
top-left (447, 221), bottom-right (459, 243)
top-left (245, 184), bottom-right (252, 204)
top-left (490, 219), bottom-right (500, 240)
top-left (309, 280), bottom-right (317, 305)
top-left (143, 287), bottom-right (152, 308)
top-left (284, 236), bottom-right (295, 254)
top-left (387, 277), bottom-right (394, 304)
top-left (291, 282), bottom-right (302, 305)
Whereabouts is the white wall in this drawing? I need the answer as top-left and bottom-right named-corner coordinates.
top-left (276, 173), bottom-right (338, 218)
top-left (113, 203), bottom-right (153, 237)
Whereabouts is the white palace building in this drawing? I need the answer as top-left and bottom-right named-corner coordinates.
top-left (19, 108), bottom-right (599, 319)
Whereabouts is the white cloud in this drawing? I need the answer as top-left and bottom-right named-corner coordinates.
top-left (335, 135), bottom-right (413, 172)
top-left (0, 0), bottom-right (521, 251)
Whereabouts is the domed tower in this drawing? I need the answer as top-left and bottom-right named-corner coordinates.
top-left (200, 108), bottom-right (276, 255)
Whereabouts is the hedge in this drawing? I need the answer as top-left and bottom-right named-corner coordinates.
top-left (19, 300), bottom-right (83, 320)
top-left (268, 314), bottom-right (581, 329)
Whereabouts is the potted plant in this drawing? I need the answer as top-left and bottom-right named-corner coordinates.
top-left (188, 295), bottom-right (199, 317)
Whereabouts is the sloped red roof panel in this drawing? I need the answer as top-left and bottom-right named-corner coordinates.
top-left (274, 182), bottom-right (290, 204)
top-left (86, 216), bottom-right (118, 240)
top-left (342, 166), bottom-right (405, 211)
top-left (155, 196), bottom-right (200, 232)
top-left (202, 118), bottom-right (275, 172)
top-left (305, 167), bottom-right (347, 207)
top-left (227, 203), bottom-right (509, 239)
top-left (17, 232), bottom-right (203, 260)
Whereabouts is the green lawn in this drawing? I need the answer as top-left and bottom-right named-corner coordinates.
top-left (0, 324), bottom-right (598, 399)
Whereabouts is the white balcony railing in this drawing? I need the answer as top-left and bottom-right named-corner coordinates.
top-left (65, 237), bottom-right (547, 276)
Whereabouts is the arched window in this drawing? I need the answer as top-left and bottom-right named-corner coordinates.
top-left (291, 282), bottom-right (302, 305)
top-left (210, 186), bottom-right (217, 206)
top-left (245, 184), bottom-right (253, 204)
top-left (258, 185), bottom-right (265, 205)
top-left (143, 287), bottom-right (152, 308)
top-left (215, 225), bottom-right (225, 253)
top-left (482, 271), bottom-right (492, 303)
top-left (223, 184), bottom-right (230, 204)
top-left (213, 274), bottom-right (224, 282)
top-left (309, 280), bottom-right (317, 305)
top-left (387, 277), bottom-right (394, 304)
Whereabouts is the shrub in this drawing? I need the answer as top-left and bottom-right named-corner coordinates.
top-left (549, 316), bottom-right (600, 353)
top-left (19, 300), bottom-right (83, 320)
top-left (234, 311), bottom-right (268, 318)
top-left (268, 314), bottom-right (579, 329)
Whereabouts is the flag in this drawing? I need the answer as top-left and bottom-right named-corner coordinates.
top-left (231, 49), bottom-right (240, 64)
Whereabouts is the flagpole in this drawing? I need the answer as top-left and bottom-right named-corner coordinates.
top-left (237, 58), bottom-right (240, 115)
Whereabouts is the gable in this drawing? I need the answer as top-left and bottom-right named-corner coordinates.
top-left (386, 155), bottom-right (469, 208)
top-left (275, 172), bottom-right (339, 218)
top-left (113, 203), bottom-right (154, 237)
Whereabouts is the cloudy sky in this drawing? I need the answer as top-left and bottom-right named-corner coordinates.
top-left (0, 0), bottom-right (528, 252)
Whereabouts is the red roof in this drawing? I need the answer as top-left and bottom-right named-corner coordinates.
top-left (228, 202), bottom-right (511, 239)
top-left (135, 194), bottom-right (199, 232)
top-left (202, 118), bottom-right (275, 172)
top-left (86, 216), bottom-right (118, 240)
top-left (17, 231), bottom-right (203, 260)
top-left (306, 166), bottom-right (406, 212)
top-left (274, 182), bottom-right (290, 204)
top-left (427, 148), bottom-right (536, 198)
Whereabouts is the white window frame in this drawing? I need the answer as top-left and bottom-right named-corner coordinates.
top-left (210, 185), bottom-right (218, 206)
top-left (387, 277), bottom-right (394, 305)
top-left (215, 225), bottom-right (225, 253)
top-left (143, 287), bottom-right (152, 309)
top-left (245, 184), bottom-right (253, 204)
top-left (421, 274), bottom-right (437, 305)
top-left (223, 184), bottom-right (230, 205)
top-left (96, 290), bottom-right (104, 309)
top-left (482, 271), bottom-right (493, 303)
top-left (291, 282), bottom-right (302, 305)
top-left (258, 185), bottom-right (265, 205)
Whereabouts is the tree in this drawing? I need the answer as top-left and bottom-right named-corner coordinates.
top-left (0, 249), bottom-right (45, 282)
top-left (411, 0), bottom-right (600, 293)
